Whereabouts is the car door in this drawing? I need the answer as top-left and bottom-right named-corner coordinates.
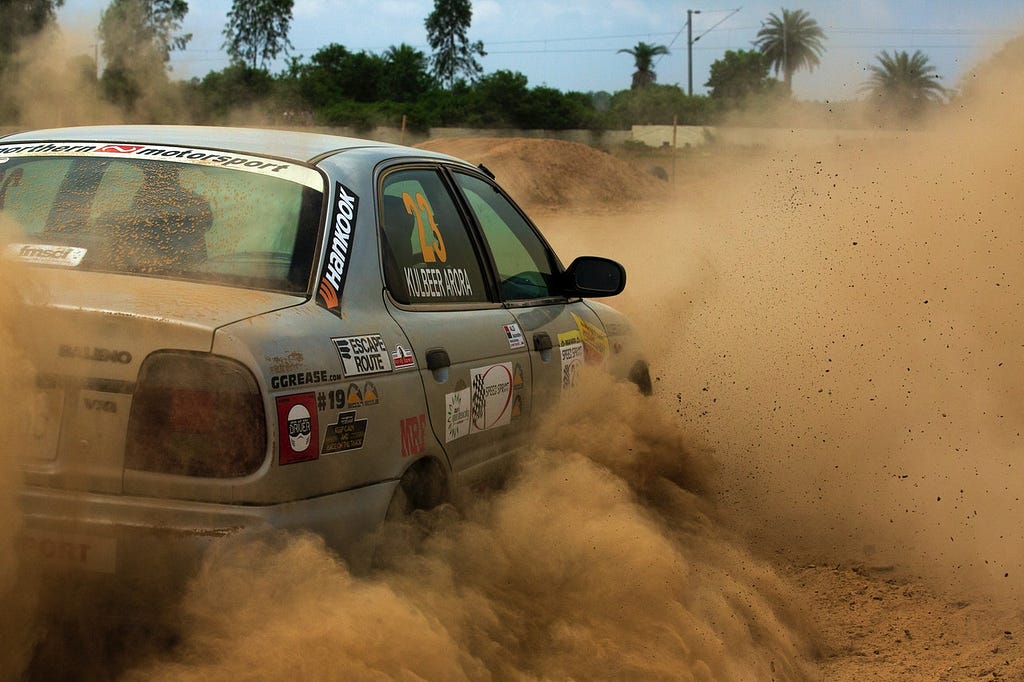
top-left (379, 166), bottom-right (530, 488)
top-left (449, 170), bottom-right (610, 417)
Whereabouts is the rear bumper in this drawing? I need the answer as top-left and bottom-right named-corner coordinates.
top-left (16, 480), bottom-right (398, 581)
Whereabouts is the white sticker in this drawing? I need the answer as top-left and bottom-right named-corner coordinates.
top-left (392, 344), bottom-right (416, 369)
top-left (332, 334), bottom-right (392, 377)
top-left (558, 330), bottom-right (584, 391)
top-left (470, 362), bottom-right (514, 433)
top-left (503, 323), bottom-right (526, 350)
top-left (0, 142), bottom-right (322, 189)
top-left (7, 243), bottom-right (87, 267)
top-left (445, 387), bottom-right (471, 442)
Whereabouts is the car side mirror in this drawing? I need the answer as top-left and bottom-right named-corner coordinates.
top-left (562, 256), bottom-right (626, 297)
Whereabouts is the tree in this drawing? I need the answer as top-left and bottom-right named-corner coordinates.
top-left (618, 41), bottom-right (669, 89)
top-left (0, 0), bottom-right (64, 69)
top-left (294, 43), bottom-right (388, 107)
top-left (425, 0), bottom-right (486, 89)
top-left (99, 0), bottom-right (191, 66)
top-left (470, 69), bottom-right (529, 125)
top-left (0, 0), bottom-right (64, 47)
top-left (380, 44), bottom-right (434, 103)
top-left (754, 8), bottom-right (825, 92)
top-left (98, 0), bottom-right (191, 109)
top-left (610, 84), bottom-right (714, 126)
top-left (188, 62), bottom-right (276, 121)
top-left (861, 49), bottom-right (946, 123)
top-left (705, 49), bottom-right (774, 100)
top-left (223, 0), bottom-right (294, 70)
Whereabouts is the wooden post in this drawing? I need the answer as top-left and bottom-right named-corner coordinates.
top-left (401, 114), bottom-right (407, 145)
top-left (672, 114), bottom-right (678, 184)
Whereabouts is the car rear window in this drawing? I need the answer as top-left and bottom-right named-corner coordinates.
top-left (0, 149), bottom-right (324, 294)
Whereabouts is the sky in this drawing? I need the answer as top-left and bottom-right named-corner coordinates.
top-left (56, 0), bottom-right (1024, 101)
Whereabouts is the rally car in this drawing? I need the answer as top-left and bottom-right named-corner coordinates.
top-left (0, 125), bottom-right (648, 578)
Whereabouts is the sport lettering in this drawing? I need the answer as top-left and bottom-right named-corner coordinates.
top-left (17, 536), bottom-right (91, 563)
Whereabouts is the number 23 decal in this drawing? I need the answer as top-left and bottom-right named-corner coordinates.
top-left (402, 191), bottom-right (447, 263)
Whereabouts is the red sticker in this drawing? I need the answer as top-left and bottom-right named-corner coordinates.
top-left (276, 393), bottom-right (319, 465)
top-left (400, 414), bottom-right (426, 457)
top-left (95, 144), bottom-right (145, 154)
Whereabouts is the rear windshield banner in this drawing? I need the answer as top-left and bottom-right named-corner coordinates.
top-left (316, 181), bottom-right (359, 315)
top-left (0, 141), bottom-right (321, 188)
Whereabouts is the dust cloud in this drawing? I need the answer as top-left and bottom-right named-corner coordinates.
top-left (0, 264), bottom-right (43, 678)
top-left (0, 26), bottom-right (117, 129)
top-left (118, 371), bottom-right (814, 681)
top-left (539, 37), bottom-right (1024, 605)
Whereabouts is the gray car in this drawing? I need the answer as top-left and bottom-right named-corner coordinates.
top-left (0, 125), bottom-right (648, 579)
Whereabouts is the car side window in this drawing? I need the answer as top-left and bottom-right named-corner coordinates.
top-left (452, 172), bottom-right (561, 301)
top-left (380, 168), bottom-right (488, 305)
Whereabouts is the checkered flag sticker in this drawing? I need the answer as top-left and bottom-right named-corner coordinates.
top-left (471, 371), bottom-right (486, 425)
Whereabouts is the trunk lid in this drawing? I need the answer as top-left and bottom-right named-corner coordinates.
top-left (14, 267), bottom-right (303, 494)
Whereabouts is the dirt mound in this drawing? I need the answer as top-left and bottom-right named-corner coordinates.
top-left (415, 137), bottom-right (668, 210)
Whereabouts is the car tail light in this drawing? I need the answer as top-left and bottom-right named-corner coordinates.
top-left (126, 352), bottom-right (266, 477)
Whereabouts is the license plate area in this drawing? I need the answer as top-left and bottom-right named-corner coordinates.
top-left (27, 380), bottom-right (65, 462)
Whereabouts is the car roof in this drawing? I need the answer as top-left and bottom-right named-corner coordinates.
top-left (0, 124), bottom-right (457, 165)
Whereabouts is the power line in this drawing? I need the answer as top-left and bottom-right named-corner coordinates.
top-left (169, 22), bottom-right (1019, 66)
top-left (174, 40), bottom-right (1009, 59)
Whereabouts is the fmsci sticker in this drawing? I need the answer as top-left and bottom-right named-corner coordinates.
top-left (277, 393), bottom-right (319, 465)
top-left (332, 334), bottom-right (392, 377)
top-left (317, 181), bottom-right (359, 314)
top-left (7, 244), bottom-right (87, 267)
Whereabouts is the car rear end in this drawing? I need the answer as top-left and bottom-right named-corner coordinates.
top-left (15, 275), bottom-right (277, 583)
top-left (0, 133), bottom-right (350, 592)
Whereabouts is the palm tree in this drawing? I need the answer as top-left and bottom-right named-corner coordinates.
top-left (618, 41), bottom-right (670, 89)
top-left (754, 8), bottom-right (826, 91)
top-left (861, 49), bottom-right (947, 121)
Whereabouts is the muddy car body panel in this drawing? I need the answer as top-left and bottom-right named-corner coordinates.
top-left (0, 125), bottom-right (643, 577)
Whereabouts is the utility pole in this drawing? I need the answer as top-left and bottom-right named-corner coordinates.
top-left (687, 9), bottom-right (701, 96)
top-left (687, 7), bottom-right (742, 96)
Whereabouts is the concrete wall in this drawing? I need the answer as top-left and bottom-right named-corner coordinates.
top-left (304, 125), bottom-right (632, 148)
top-left (2, 123), bottom-right (907, 150)
top-left (631, 124), bottom-right (912, 149)
top-left (360, 123), bottom-right (905, 150)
